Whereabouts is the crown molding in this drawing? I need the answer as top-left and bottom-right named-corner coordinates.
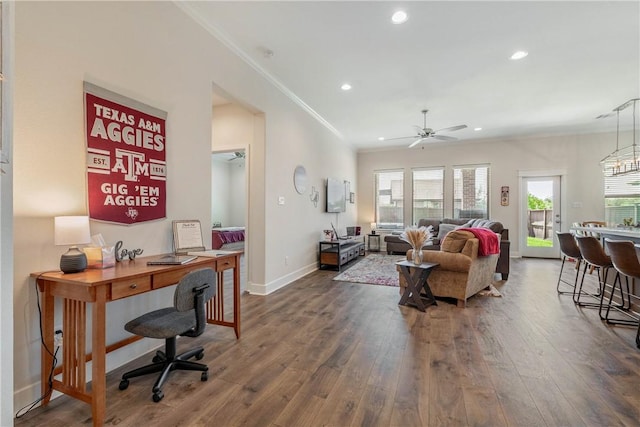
top-left (175, 2), bottom-right (344, 140)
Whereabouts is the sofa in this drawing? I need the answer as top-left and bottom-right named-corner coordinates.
top-left (385, 218), bottom-right (510, 279)
top-left (398, 229), bottom-right (500, 307)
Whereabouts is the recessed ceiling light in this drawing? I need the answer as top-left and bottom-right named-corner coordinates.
top-left (474, 127), bottom-right (482, 131)
top-left (510, 50), bottom-right (528, 60)
top-left (391, 10), bottom-right (408, 24)
top-left (341, 83), bottom-right (352, 91)
top-left (378, 137), bottom-right (385, 141)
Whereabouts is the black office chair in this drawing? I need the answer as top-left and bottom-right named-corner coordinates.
top-left (119, 268), bottom-right (216, 402)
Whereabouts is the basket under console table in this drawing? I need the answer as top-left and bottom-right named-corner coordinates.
top-left (319, 239), bottom-right (365, 270)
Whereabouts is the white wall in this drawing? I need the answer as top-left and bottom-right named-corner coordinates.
top-left (1, 2), bottom-right (14, 424)
top-left (210, 155), bottom-right (246, 228)
top-left (211, 156), bottom-right (231, 226)
top-left (229, 160), bottom-right (246, 225)
top-left (11, 0), bottom-right (356, 417)
top-left (211, 103), bottom-right (250, 228)
top-left (358, 132), bottom-right (616, 256)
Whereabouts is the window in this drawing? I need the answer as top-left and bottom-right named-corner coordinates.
top-left (374, 170), bottom-right (403, 229)
top-left (604, 172), bottom-right (640, 226)
top-left (412, 168), bottom-right (444, 223)
top-left (453, 165), bottom-right (490, 219)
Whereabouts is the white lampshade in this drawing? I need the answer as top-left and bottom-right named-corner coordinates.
top-left (370, 222), bottom-right (376, 230)
top-left (54, 216), bottom-right (91, 246)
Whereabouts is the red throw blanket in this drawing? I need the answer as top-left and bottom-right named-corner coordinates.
top-left (457, 227), bottom-right (500, 256)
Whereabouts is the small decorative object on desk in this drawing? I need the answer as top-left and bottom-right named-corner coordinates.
top-left (400, 226), bottom-right (433, 265)
top-left (114, 240), bottom-right (144, 261)
top-left (83, 233), bottom-right (116, 269)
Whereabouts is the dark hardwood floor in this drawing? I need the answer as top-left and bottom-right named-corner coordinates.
top-left (15, 257), bottom-right (640, 426)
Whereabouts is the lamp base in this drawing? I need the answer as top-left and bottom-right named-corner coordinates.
top-left (60, 247), bottom-right (88, 274)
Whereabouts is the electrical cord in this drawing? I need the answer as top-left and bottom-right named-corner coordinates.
top-left (15, 272), bottom-right (61, 419)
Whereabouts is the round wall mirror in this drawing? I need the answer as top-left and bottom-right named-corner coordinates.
top-left (293, 165), bottom-right (308, 194)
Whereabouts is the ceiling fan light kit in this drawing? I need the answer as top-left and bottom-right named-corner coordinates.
top-left (600, 98), bottom-right (640, 177)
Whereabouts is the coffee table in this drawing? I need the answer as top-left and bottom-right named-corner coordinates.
top-left (396, 260), bottom-right (438, 311)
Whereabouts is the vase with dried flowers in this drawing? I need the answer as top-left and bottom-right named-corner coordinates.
top-left (399, 226), bottom-right (432, 265)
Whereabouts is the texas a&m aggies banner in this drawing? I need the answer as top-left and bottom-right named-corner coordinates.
top-left (84, 82), bottom-right (167, 224)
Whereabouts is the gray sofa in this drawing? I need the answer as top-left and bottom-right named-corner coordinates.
top-left (384, 218), bottom-right (510, 280)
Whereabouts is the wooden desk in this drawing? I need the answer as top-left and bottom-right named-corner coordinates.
top-left (31, 252), bottom-right (241, 427)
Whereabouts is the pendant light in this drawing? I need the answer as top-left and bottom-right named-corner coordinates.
top-left (601, 98), bottom-right (640, 177)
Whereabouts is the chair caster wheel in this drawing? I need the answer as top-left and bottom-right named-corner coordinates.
top-left (201, 372), bottom-right (208, 381)
top-left (153, 391), bottom-right (164, 402)
top-left (195, 351), bottom-right (204, 360)
top-left (152, 355), bottom-right (162, 363)
top-left (119, 379), bottom-right (129, 390)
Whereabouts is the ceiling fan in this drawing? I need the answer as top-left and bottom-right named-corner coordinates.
top-left (228, 151), bottom-right (246, 161)
top-left (387, 109), bottom-right (467, 148)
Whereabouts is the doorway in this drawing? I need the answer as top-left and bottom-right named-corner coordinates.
top-left (520, 175), bottom-right (561, 258)
top-left (211, 150), bottom-right (247, 291)
top-left (211, 150), bottom-right (246, 231)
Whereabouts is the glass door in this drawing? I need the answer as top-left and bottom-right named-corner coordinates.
top-left (521, 176), bottom-right (561, 258)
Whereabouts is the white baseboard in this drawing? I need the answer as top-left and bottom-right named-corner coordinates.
top-left (247, 261), bottom-right (317, 295)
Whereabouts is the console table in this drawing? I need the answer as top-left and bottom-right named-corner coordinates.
top-left (319, 239), bottom-right (364, 270)
top-left (31, 252), bottom-right (241, 427)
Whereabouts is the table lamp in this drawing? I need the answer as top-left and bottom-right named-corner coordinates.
top-left (55, 216), bottom-right (91, 274)
top-left (370, 222), bottom-right (377, 234)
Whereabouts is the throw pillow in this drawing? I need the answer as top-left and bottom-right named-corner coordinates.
top-left (463, 219), bottom-right (476, 227)
top-left (437, 223), bottom-right (458, 241)
top-left (441, 230), bottom-right (475, 253)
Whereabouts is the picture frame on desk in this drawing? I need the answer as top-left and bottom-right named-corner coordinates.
top-left (172, 219), bottom-right (206, 254)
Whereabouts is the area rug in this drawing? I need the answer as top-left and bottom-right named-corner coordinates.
top-left (333, 253), bottom-right (405, 287)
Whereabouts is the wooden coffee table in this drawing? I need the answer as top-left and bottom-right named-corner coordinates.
top-left (396, 260), bottom-right (438, 312)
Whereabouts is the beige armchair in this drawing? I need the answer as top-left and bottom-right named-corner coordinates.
top-left (398, 230), bottom-right (499, 307)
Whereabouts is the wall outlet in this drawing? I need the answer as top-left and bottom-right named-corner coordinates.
top-left (285, 255), bottom-right (289, 265)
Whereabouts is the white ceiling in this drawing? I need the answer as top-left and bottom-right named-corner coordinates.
top-left (183, 1), bottom-right (640, 150)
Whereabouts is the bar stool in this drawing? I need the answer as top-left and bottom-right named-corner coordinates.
top-left (601, 239), bottom-right (639, 327)
top-left (556, 232), bottom-right (583, 295)
top-left (575, 235), bottom-right (612, 310)
top-left (580, 221), bottom-right (606, 274)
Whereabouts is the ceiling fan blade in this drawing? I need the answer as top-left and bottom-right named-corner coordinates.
top-left (432, 135), bottom-right (457, 141)
top-left (408, 138), bottom-right (427, 148)
top-left (436, 124), bottom-right (467, 133)
top-left (385, 135), bottom-right (419, 141)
